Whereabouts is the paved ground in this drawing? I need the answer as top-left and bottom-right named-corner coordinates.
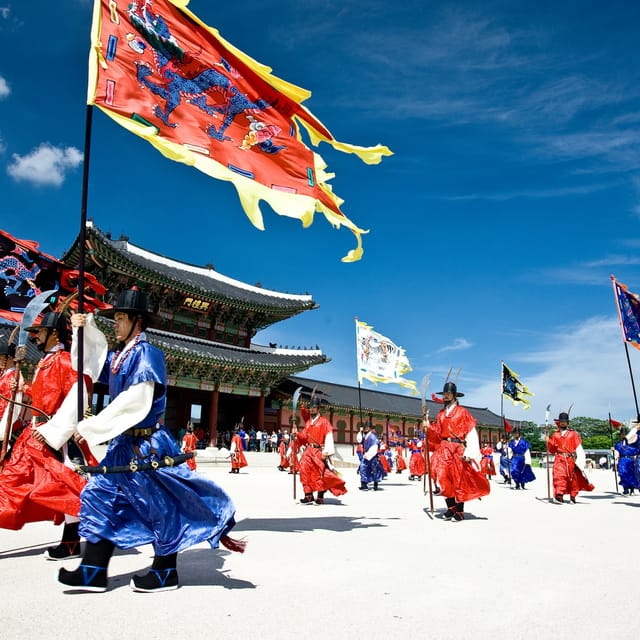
top-left (1, 452), bottom-right (637, 640)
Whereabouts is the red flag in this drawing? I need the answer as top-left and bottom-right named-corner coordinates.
top-left (609, 416), bottom-right (623, 428)
top-left (503, 418), bottom-right (513, 433)
top-left (0, 229), bottom-right (62, 323)
top-left (88, 0), bottom-right (392, 261)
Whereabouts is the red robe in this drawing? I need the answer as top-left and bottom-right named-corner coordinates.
top-left (547, 428), bottom-right (594, 497)
top-left (230, 433), bottom-right (248, 470)
top-left (181, 432), bottom-right (198, 470)
top-left (480, 446), bottom-right (496, 476)
top-left (0, 349), bottom-right (87, 530)
top-left (296, 412), bottom-right (346, 496)
top-left (395, 444), bottom-right (407, 471)
top-left (428, 404), bottom-right (490, 503)
top-left (278, 439), bottom-right (290, 468)
top-left (409, 439), bottom-right (426, 476)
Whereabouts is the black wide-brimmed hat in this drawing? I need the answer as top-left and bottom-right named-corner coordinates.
top-left (100, 288), bottom-right (158, 324)
top-left (557, 412), bottom-right (570, 422)
top-left (435, 381), bottom-right (464, 397)
top-left (25, 311), bottom-right (69, 335)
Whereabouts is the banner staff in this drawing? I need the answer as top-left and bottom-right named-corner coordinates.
top-left (608, 411), bottom-right (619, 494)
top-left (544, 404), bottom-right (552, 502)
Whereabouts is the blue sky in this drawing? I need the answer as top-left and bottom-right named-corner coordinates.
top-left (1, 0), bottom-right (640, 423)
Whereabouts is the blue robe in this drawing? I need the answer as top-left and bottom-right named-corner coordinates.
top-left (615, 440), bottom-right (639, 490)
top-left (359, 431), bottom-right (386, 484)
top-left (79, 337), bottom-right (238, 556)
top-left (508, 437), bottom-right (536, 485)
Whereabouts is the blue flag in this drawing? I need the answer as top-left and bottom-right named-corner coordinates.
top-left (612, 276), bottom-right (640, 350)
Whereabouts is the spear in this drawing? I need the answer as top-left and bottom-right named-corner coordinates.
top-left (291, 386), bottom-right (302, 500)
top-left (421, 374), bottom-right (434, 512)
top-left (544, 404), bottom-right (552, 501)
top-left (1, 289), bottom-right (58, 466)
top-left (608, 412), bottom-right (619, 494)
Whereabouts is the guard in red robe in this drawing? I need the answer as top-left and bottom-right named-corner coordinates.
top-left (293, 396), bottom-right (346, 505)
top-left (181, 425), bottom-right (198, 470)
top-left (0, 341), bottom-right (28, 450)
top-left (0, 312), bottom-right (93, 559)
top-left (427, 381), bottom-right (490, 520)
top-left (277, 434), bottom-right (290, 471)
top-left (230, 428), bottom-right (248, 473)
top-left (408, 435), bottom-right (426, 480)
top-left (546, 411), bottom-right (594, 503)
top-left (479, 443), bottom-right (496, 478)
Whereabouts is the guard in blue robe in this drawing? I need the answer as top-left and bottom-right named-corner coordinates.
top-left (508, 429), bottom-right (536, 489)
top-left (359, 426), bottom-right (386, 491)
top-left (59, 289), bottom-right (244, 593)
top-left (614, 431), bottom-right (639, 494)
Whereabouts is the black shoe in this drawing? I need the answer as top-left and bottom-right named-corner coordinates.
top-left (58, 564), bottom-right (107, 592)
top-left (570, 496), bottom-right (577, 504)
top-left (359, 484), bottom-right (369, 491)
top-left (452, 512), bottom-right (464, 521)
top-left (130, 568), bottom-right (179, 593)
top-left (300, 495), bottom-right (315, 504)
top-left (315, 497), bottom-right (324, 505)
top-left (373, 483), bottom-right (379, 491)
top-left (440, 509), bottom-right (455, 520)
top-left (45, 539), bottom-right (81, 561)
top-left (554, 494), bottom-right (564, 504)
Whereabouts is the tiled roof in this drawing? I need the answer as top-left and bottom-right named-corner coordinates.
top-left (77, 222), bottom-right (318, 312)
top-left (146, 327), bottom-right (327, 369)
top-left (288, 375), bottom-right (513, 428)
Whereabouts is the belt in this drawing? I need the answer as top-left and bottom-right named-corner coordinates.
top-left (556, 452), bottom-right (575, 457)
top-left (443, 437), bottom-right (463, 444)
top-left (75, 452), bottom-right (195, 475)
top-left (309, 444), bottom-right (322, 449)
top-left (124, 426), bottom-right (156, 437)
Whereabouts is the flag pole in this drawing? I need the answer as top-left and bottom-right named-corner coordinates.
top-left (75, 105), bottom-right (94, 427)
top-left (608, 412), bottom-right (619, 494)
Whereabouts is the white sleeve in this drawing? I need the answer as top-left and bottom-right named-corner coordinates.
top-left (77, 381), bottom-right (154, 446)
top-left (575, 443), bottom-right (586, 470)
top-left (36, 382), bottom-right (90, 450)
top-left (626, 426), bottom-right (639, 445)
top-left (364, 442), bottom-right (379, 461)
top-left (524, 449), bottom-right (532, 465)
top-left (0, 390), bottom-right (23, 440)
top-left (323, 429), bottom-right (335, 456)
top-left (71, 314), bottom-right (109, 383)
top-left (463, 428), bottom-right (481, 462)
top-left (230, 439), bottom-right (237, 454)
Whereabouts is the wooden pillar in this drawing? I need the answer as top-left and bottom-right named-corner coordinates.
top-left (207, 388), bottom-right (219, 447)
top-left (257, 393), bottom-right (265, 430)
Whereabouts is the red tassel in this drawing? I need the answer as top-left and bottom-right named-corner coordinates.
top-left (221, 535), bottom-right (247, 553)
top-left (431, 393), bottom-right (445, 404)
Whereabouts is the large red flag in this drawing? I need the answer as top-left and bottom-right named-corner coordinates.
top-left (88, 0), bottom-right (392, 261)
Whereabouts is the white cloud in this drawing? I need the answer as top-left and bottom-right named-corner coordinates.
top-left (0, 7), bottom-right (10, 20)
top-left (0, 74), bottom-right (9, 99)
top-left (466, 316), bottom-right (639, 422)
top-left (7, 143), bottom-right (83, 186)
top-left (437, 338), bottom-right (472, 353)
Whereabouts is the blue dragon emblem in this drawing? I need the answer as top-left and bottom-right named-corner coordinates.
top-left (129, 1), bottom-right (283, 150)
